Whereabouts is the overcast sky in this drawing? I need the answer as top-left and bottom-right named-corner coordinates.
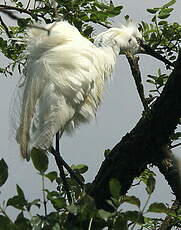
top-left (0, 0), bottom-right (180, 219)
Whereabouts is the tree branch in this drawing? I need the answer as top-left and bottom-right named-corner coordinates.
top-left (0, 4), bottom-right (46, 21)
top-left (126, 52), bottom-right (149, 111)
top-left (0, 16), bottom-right (12, 38)
top-left (126, 52), bottom-right (181, 207)
top-left (88, 50), bottom-right (181, 211)
top-left (155, 147), bottom-right (181, 203)
top-left (0, 4), bottom-right (32, 16)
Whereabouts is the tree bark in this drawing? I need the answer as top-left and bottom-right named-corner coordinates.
top-left (88, 51), bottom-right (181, 211)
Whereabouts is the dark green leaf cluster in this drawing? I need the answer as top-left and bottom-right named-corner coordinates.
top-left (0, 157), bottom-right (181, 229)
top-left (147, 68), bottom-right (169, 95)
top-left (141, 0), bottom-right (180, 65)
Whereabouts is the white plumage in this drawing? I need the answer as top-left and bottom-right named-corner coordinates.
top-left (14, 21), bottom-right (142, 160)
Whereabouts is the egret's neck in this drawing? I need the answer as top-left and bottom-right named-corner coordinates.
top-left (93, 45), bottom-right (118, 81)
top-left (95, 40), bottom-right (120, 57)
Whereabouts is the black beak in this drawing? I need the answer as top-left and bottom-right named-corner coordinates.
top-left (137, 39), bottom-right (174, 68)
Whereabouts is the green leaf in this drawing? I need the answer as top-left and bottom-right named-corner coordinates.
top-left (161, 8), bottom-right (174, 14)
top-left (124, 211), bottom-right (145, 224)
top-left (7, 195), bottom-right (27, 210)
top-left (151, 15), bottom-right (157, 22)
top-left (0, 159), bottom-right (8, 187)
top-left (52, 223), bottom-right (61, 230)
top-left (30, 216), bottom-right (42, 229)
top-left (147, 79), bottom-right (155, 84)
top-left (163, 0), bottom-right (176, 8)
top-left (170, 132), bottom-right (181, 140)
top-left (71, 164), bottom-right (88, 174)
top-left (139, 169), bottom-right (156, 186)
top-left (26, 199), bottom-right (41, 211)
top-left (0, 37), bottom-right (7, 48)
top-left (45, 171), bottom-right (58, 182)
top-left (158, 21), bottom-right (168, 25)
top-left (109, 178), bottom-right (121, 199)
top-left (146, 176), bottom-right (156, 195)
top-left (147, 8), bottom-right (159, 14)
top-left (6, 185), bottom-right (27, 210)
top-left (158, 12), bottom-right (170, 19)
top-left (112, 6), bottom-right (123, 15)
top-left (16, 185), bottom-right (25, 199)
top-left (51, 197), bottom-right (66, 210)
top-left (66, 204), bottom-right (79, 215)
top-left (46, 191), bottom-right (66, 210)
top-left (120, 195), bottom-right (141, 208)
top-left (14, 212), bottom-right (32, 230)
top-left (148, 202), bottom-right (169, 213)
top-left (98, 209), bottom-right (113, 220)
top-left (83, 26), bottom-right (93, 36)
top-left (31, 148), bottom-right (49, 173)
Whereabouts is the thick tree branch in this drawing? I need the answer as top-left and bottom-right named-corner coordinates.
top-left (126, 52), bottom-right (181, 209)
top-left (88, 51), bottom-right (181, 211)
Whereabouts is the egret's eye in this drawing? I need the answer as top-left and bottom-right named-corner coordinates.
top-left (128, 38), bottom-right (132, 43)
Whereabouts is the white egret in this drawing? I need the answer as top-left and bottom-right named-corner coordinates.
top-left (13, 21), bottom-right (163, 160)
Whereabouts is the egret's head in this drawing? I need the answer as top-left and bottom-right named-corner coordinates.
top-left (94, 21), bottom-right (143, 55)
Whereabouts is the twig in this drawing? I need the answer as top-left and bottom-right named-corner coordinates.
top-left (0, 8), bottom-right (20, 20)
top-left (126, 51), bottom-right (149, 111)
top-left (0, 4), bottom-right (32, 15)
top-left (0, 205), bottom-right (13, 223)
top-left (132, 180), bottom-right (141, 187)
top-left (28, 24), bottom-right (51, 34)
top-left (42, 174), bottom-right (47, 216)
top-left (55, 132), bottom-right (72, 204)
top-left (26, 0), bottom-right (31, 10)
top-left (88, 217), bottom-right (93, 230)
top-left (139, 39), bottom-right (175, 68)
top-left (130, 194), bottom-right (152, 230)
top-left (170, 142), bottom-right (181, 149)
top-left (98, 22), bottom-right (111, 29)
top-left (0, 16), bottom-right (12, 38)
top-left (0, 5), bottom-right (47, 22)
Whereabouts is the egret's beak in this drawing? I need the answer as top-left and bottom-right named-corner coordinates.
top-left (137, 39), bottom-right (174, 68)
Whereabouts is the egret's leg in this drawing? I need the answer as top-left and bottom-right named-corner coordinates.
top-left (49, 146), bottom-right (84, 188)
top-left (55, 132), bottom-right (72, 204)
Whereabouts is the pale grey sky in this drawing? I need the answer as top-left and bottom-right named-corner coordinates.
top-left (0, 0), bottom-right (180, 219)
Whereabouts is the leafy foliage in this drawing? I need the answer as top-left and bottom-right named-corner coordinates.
top-left (1, 158), bottom-right (180, 229)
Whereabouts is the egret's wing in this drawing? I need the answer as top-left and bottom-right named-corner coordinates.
top-left (12, 21), bottom-right (98, 159)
